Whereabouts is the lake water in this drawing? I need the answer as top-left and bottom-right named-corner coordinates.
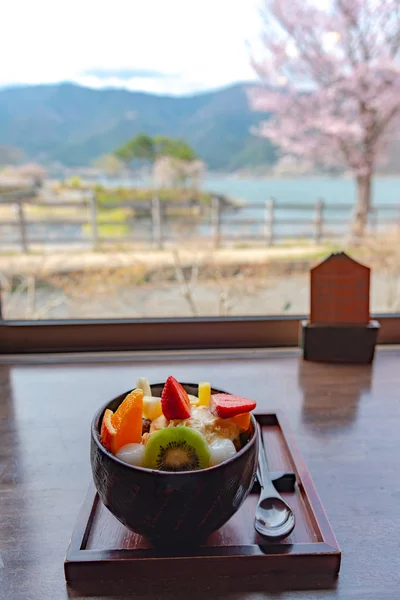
top-left (202, 176), bottom-right (400, 238)
top-left (203, 175), bottom-right (400, 207)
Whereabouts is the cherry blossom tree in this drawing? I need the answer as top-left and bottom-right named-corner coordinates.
top-left (251, 0), bottom-right (400, 236)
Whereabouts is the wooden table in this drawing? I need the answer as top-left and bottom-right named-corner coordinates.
top-left (1, 348), bottom-right (399, 600)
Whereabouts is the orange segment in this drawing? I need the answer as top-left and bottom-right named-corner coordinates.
top-left (100, 408), bottom-right (117, 453)
top-left (112, 389), bottom-right (143, 429)
top-left (231, 412), bottom-right (251, 431)
top-left (113, 389), bottom-right (144, 451)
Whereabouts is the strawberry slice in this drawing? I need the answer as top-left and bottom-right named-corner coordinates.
top-left (161, 376), bottom-right (191, 420)
top-left (210, 393), bottom-right (256, 419)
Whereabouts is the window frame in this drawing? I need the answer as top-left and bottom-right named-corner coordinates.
top-left (0, 314), bottom-right (399, 354)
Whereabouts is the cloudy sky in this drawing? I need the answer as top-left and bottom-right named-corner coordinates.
top-left (1, 0), bottom-right (263, 95)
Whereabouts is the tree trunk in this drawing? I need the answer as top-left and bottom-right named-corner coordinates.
top-left (351, 175), bottom-right (372, 239)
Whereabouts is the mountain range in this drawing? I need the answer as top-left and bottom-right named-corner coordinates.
top-left (0, 82), bottom-right (276, 171)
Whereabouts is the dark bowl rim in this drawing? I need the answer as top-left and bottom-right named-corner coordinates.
top-left (91, 383), bottom-right (258, 476)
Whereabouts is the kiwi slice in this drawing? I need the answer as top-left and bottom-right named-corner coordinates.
top-left (144, 426), bottom-right (210, 472)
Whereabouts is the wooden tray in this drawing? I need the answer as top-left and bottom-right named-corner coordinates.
top-left (65, 412), bottom-right (340, 588)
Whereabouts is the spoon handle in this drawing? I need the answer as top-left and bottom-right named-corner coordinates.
top-left (257, 424), bottom-right (281, 496)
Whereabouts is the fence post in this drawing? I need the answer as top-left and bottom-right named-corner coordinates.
top-left (315, 198), bottom-right (324, 243)
top-left (265, 197), bottom-right (275, 246)
top-left (211, 196), bottom-right (221, 248)
top-left (16, 201), bottom-right (28, 252)
top-left (89, 192), bottom-right (99, 249)
top-left (152, 197), bottom-right (163, 249)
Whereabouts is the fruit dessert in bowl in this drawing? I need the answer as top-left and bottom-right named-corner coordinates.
top-left (91, 377), bottom-right (258, 544)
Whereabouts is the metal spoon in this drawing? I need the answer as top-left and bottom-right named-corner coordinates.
top-left (254, 424), bottom-right (296, 539)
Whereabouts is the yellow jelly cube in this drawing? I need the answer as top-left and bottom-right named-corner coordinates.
top-left (198, 382), bottom-right (211, 407)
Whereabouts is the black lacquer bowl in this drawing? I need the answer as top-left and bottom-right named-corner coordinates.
top-left (91, 383), bottom-right (258, 545)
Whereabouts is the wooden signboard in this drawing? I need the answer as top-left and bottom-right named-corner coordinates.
top-left (310, 252), bottom-right (370, 325)
top-left (301, 252), bottom-right (379, 363)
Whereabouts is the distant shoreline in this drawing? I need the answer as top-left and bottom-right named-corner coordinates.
top-left (206, 172), bottom-right (400, 181)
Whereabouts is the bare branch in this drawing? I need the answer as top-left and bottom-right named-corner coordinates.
top-left (172, 249), bottom-right (198, 316)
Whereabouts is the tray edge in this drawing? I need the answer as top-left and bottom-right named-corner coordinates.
top-left (65, 411), bottom-right (341, 583)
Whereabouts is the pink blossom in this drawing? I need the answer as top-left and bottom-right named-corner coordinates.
top-left (250, 0), bottom-right (400, 177)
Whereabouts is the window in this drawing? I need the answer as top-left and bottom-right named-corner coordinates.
top-left (1, 1), bottom-right (399, 352)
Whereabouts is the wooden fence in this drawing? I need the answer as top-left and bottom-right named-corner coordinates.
top-left (0, 188), bottom-right (398, 252)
